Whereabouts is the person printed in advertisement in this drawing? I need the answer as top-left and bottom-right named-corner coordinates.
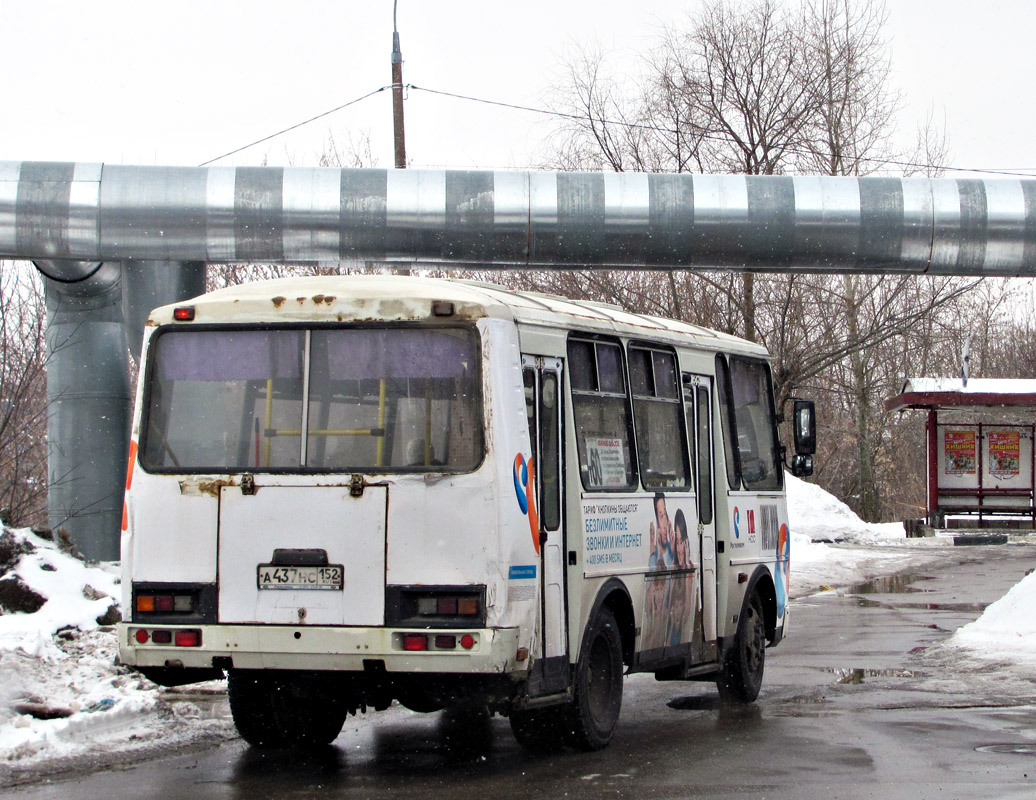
top-left (665, 509), bottom-right (698, 647)
top-left (642, 494), bottom-right (698, 652)
top-left (648, 493), bottom-right (674, 570)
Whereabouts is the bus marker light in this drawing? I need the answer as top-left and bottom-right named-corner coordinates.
top-left (460, 634), bottom-right (476, 650)
top-left (136, 595), bottom-right (155, 613)
top-left (738, 573), bottom-right (749, 584)
top-left (135, 629), bottom-right (149, 644)
top-left (417, 598), bottom-right (437, 615)
top-left (173, 307), bottom-right (195, 321)
top-left (174, 630), bottom-right (201, 647)
top-left (152, 630), bottom-right (173, 645)
top-left (173, 595), bottom-right (194, 612)
top-left (437, 597), bottom-right (458, 615)
top-left (403, 634), bottom-right (428, 651)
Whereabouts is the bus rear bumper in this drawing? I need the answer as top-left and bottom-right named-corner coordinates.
top-left (119, 623), bottom-right (524, 675)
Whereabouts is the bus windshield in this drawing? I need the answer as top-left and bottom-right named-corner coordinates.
top-left (140, 326), bottom-right (484, 473)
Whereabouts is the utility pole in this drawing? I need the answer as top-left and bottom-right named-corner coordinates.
top-left (391, 0), bottom-right (407, 169)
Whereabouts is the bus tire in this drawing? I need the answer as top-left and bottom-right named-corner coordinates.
top-left (509, 706), bottom-right (568, 753)
top-left (717, 591), bottom-right (765, 704)
top-left (228, 671), bottom-right (346, 748)
top-left (566, 607), bottom-right (624, 751)
top-left (228, 671), bottom-right (287, 748)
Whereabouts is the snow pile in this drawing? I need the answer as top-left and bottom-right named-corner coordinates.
top-left (0, 525), bottom-right (230, 776)
top-left (950, 568), bottom-right (1036, 666)
top-left (0, 528), bottom-right (120, 658)
top-left (786, 474), bottom-right (904, 544)
top-left (785, 473), bottom-right (924, 594)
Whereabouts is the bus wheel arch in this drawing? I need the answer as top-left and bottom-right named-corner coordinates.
top-left (750, 568), bottom-right (779, 642)
top-left (582, 579), bottom-right (636, 667)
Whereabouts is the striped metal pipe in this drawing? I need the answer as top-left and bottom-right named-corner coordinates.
top-left (3, 161), bottom-right (1036, 274)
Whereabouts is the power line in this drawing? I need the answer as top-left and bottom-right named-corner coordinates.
top-left (407, 84), bottom-right (1036, 179)
top-left (199, 86), bottom-right (390, 167)
top-left (195, 80), bottom-right (1036, 179)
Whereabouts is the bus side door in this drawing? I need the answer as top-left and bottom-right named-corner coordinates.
top-left (522, 356), bottom-right (568, 694)
top-left (684, 373), bottom-right (718, 657)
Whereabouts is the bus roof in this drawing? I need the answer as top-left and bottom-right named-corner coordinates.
top-left (150, 274), bottom-right (767, 357)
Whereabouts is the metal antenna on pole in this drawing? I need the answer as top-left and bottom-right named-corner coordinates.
top-left (391, 0), bottom-right (407, 169)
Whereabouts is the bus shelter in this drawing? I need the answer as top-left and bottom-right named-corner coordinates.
top-left (887, 379), bottom-right (1036, 529)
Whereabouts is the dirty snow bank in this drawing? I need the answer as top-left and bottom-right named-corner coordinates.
top-left (0, 526), bottom-right (231, 782)
top-left (950, 567), bottom-right (1036, 666)
top-left (786, 474), bottom-right (904, 544)
top-left (785, 474), bottom-right (947, 596)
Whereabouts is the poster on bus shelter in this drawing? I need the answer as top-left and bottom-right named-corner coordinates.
top-left (988, 430), bottom-right (1021, 479)
top-left (944, 429), bottom-right (976, 475)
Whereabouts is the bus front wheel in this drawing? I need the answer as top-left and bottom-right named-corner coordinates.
top-left (566, 607), bottom-right (624, 751)
top-left (717, 591), bottom-right (766, 703)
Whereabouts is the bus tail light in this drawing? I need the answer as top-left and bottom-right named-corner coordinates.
top-left (174, 630), bottom-right (201, 647)
top-left (391, 587), bottom-right (486, 628)
top-left (402, 633), bottom-right (428, 651)
top-left (131, 628), bottom-right (201, 647)
top-left (135, 590), bottom-right (197, 616)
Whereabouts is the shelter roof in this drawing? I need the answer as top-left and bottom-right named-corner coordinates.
top-left (886, 378), bottom-right (1036, 413)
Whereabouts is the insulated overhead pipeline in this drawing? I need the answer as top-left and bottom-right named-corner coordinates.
top-left (3, 160), bottom-right (1036, 274)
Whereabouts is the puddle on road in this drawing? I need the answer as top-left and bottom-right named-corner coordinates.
top-left (975, 743), bottom-right (1036, 755)
top-left (847, 574), bottom-right (934, 594)
top-left (842, 574), bottom-right (988, 614)
top-left (849, 595), bottom-right (988, 613)
top-left (828, 668), bottom-right (928, 685)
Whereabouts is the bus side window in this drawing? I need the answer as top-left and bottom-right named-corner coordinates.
top-left (696, 386), bottom-right (714, 525)
top-left (629, 346), bottom-right (689, 489)
top-left (568, 338), bottom-right (637, 491)
top-left (715, 355), bottom-right (741, 490)
top-left (523, 368), bottom-right (537, 462)
top-left (539, 371), bottom-right (561, 531)
top-left (715, 354), bottom-right (783, 492)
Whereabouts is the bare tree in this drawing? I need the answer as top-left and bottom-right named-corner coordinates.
top-left (799, 0), bottom-right (900, 176)
top-left (537, 0), bottom-right (976, 522)
top-left (0, 262), bottom-right (48, 527)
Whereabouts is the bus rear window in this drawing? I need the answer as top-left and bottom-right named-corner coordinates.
top-left (141, 326), bottom-right (483, 473)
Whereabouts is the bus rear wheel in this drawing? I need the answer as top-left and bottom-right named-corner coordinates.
top-left (509, 705), bottom-right (568, 753)
top-left (717, 591), bottom-right (766, 703)
top-left (566, 607), bottom-right (624, 751)
top-left (228, 671), bottom-right (347, 749)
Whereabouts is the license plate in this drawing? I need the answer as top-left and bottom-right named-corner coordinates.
top-left (257, 564), bottom-right (344, 591)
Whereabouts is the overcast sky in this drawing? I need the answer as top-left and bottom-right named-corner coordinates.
top-left (1, 1), bottom-right (1033, 177)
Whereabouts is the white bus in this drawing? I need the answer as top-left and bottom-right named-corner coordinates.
top-left (118, 275), bottom-right (815, 751)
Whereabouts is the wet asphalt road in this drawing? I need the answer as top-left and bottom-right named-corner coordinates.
top-left (9, 542), bottom-right (1036, 800)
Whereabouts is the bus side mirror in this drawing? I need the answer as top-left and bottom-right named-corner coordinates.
top-left (791, 454), bottom-right (813, 478)
top-left (793, 400), bottom-right (816, 456)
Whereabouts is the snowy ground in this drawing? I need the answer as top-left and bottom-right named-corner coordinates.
top-left (1, 475), bottom-right (1033, 783)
